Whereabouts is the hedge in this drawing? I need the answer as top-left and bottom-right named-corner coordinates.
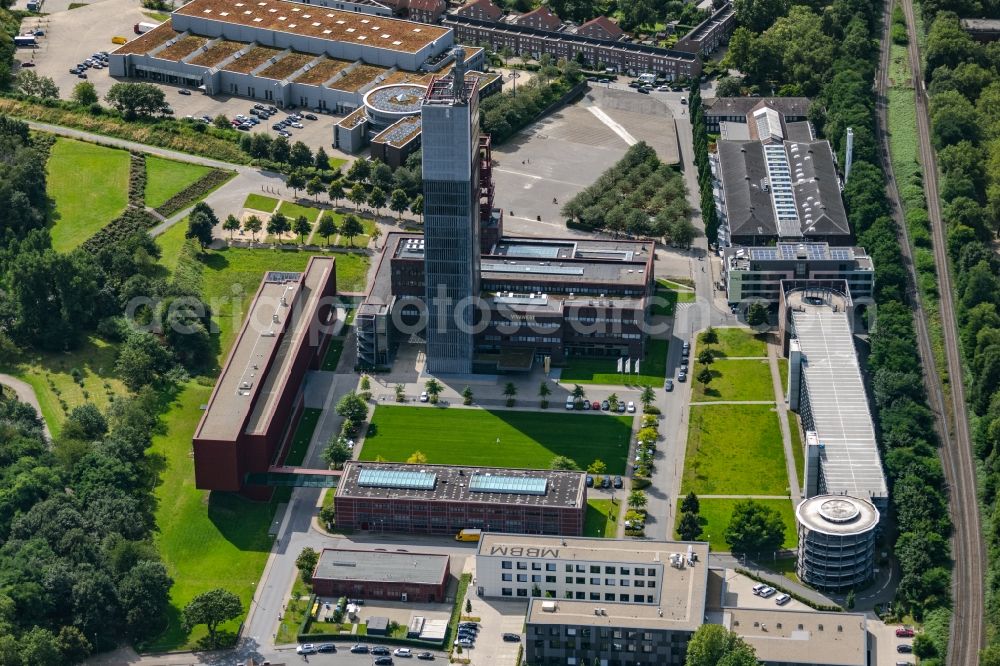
top-left (154, 168), bottom-right (235, 218)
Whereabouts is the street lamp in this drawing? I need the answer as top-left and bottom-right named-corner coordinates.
top-left (507, 71), bottom-right (520, 97)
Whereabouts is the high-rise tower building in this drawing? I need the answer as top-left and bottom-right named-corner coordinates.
top-left (420, 48), bottom-right (481, 374)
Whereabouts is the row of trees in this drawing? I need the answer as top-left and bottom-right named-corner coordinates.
top-left (921, 7), bottom-right (1000, 665)
top-left (561, 142), bottom-right (695, 244)
top-left (689, 83), bottom-right (720, 247)
top-left (480, 56), bottom-right (583, 143)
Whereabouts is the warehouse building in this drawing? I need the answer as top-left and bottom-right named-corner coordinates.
top-left (712, 103), bottom-right (850, 248)
top-left (192, 256), bottom-right (338, 498)
top-left (109, 0), bottom-right (487, 113)
top-left (722, 242), bottom-right (874, 305)
top-left (334, 462), bottom-right (587, 535)
top-left (795, 495), bottom-right (880, 591)
top-left (311, 548), bottom-right (450, 602)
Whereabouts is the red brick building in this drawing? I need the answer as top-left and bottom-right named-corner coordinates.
top-left (511, 5), bottom-right (562, 30)
top-left (192, 256), bottom-right (338, 499)
top-left (312, 548), bottom-right (451, 602)
top-left (456, 0), bottom-right (503, 21)
top-left (405, 0), bottom-right (447, 23)
top-left (334, 462), bottom-right (587, 536)
top-left (576, 16), bottom-right (623, 41)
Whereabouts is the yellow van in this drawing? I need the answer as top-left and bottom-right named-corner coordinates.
top-left (111, 36), bottom-right (128, 45)
top-left (455, 529), bottom-right (482, 542)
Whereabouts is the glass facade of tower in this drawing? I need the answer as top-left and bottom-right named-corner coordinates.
top-left (421, 78), bottom-right (481, 374)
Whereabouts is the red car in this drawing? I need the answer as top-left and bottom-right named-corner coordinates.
top-left (895, 627), bottom-right (915, 638)
top-left (591, 401), bottom-right (601, 411)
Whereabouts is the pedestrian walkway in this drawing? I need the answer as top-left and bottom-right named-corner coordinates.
top-left (0, 373), bottom-right (51, 441)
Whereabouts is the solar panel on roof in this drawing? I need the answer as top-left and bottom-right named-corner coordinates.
top-left (357, 469), bottom-right (437, 490)
top-left (469, 474), bottom-right (548, 495)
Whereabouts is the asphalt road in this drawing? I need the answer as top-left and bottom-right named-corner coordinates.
top-left (876, 0), bottom-right (985, 662)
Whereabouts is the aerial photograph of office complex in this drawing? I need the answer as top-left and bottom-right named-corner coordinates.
top-left (0, 0), bottom-right (993, 662)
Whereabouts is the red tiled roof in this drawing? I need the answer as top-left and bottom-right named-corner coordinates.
top-left (514, 4), bottom-right (561, 28)
top-left (457, 0), bottom-right (502, 19)
top-left (579, 15), bottom-right (623, 38)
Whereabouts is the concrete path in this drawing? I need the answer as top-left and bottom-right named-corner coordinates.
top-left (0, 373), bottom-right (51, 440)
top-left (768, 339), bottom-right (802, 501)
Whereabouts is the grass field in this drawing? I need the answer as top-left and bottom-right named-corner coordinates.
top-left (560, 338), bottom-right (668, 387)
top-left (787, 411), bottom-right (804, 490)
top-left (682, 404), bottom-right (788, 496)
top-left (691, 359), bottom-right (774, 402)
top-left (361, 406), bottom-right (633, 473)
top-left (145, 156), bottom-right (213, 209)
top-left (244, 193), bottom-right (280, 212)
top-left (674, 498), bottom-right (797, 552)
top-left (278, 200), bottom-right (323, 223)
top-left (1, 336), bottom-right (128, 438)
top-left (285, 408), bottom-right (322, 467)
top-left (155, 220), bottom-right (189, 274)
top-left (699, 328), bottom-right (767, 358)
top-left (321, 338), bottom-right (345, 371)
top-left (48, 138), bottom-right (130, 252)
top-left (777, 358), bottom-right (788, 396)
top-left (144, 383), bottom-right (278, 651)
top-left (584, 499), bottom-right (620, 538)
top-left (652, 279), bottom-right (696, 316)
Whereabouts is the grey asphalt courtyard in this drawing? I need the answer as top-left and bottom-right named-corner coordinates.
top-left (493, 85), bottom-right (679, 233)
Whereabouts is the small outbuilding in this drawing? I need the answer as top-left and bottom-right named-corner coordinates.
top-left (311, 548), bottom-right (450, 603)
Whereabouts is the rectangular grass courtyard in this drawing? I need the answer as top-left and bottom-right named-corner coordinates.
top-left (691, 359), bottom-right (775, 402)
top-left (682, 404), bottom-right (789, 496)
top-left (560, 338), bottom-right (668, 387)
top-left (361, 406), bottom-right (632, 474)
top-left (674, 498), bottom-right (797, 552)
top-left (699, 328), bottom-right (767, 358)
top-left (584, 499), bottom-right (620, 538)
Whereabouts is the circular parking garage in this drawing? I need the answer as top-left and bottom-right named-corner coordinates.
top-left (795, 495), bottom-right (880, 591)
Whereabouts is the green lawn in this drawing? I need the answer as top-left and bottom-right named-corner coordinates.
top-left (321, 338), bottom-right (345, 371)
top-left (584, 499), bottom-right (620, 538)
top-left (145, 156), bottom-right (213, 209)
top-left (278, 200), bottom-right (323, 223)
top-left (699, 328), bottom-right (767, 358)
top-left (787, 411), bottom-right (804, 490)
top-left (691, 359), bottom-right (775, 402)
top-left (285, 407), bottom-right (322, 467)
top-left (144, 383), bottom-right (278, 651)
top-left (243, 193), bottom-right (280, 212)
top-left (675, 498), bottom-right (798, 552)
top-left (361, 406), bottom-right (633, 474)
top-left (560, 338), bottom-right (668, 387)
top-left (155, 220), bottom-right (189, 274)
top-left (1, 336), bottom-right (128, 438)
top-left (652, 279), bottom-right (696, 316)
top-left (682, 404), bottom-right (788, 496)
top-left (777, 358), bottom-right (789, 396)
top-left (48, 138), bottom-right (130, 252)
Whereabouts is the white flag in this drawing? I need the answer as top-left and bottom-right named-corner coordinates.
top-left (634, 360), bottom-right (640, 374)
top-left (624, 358), bottom-right (631, 374)
top-left (617, 357), bottom-right (623, 373)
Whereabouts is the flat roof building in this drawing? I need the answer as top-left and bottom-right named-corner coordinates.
top-left (703, 96), bottom-right (811, 133)
top-left (722, 607), bottom-right (868, 666)
top-left (311, 547), bottom-right (450, 602)
top-left (193, 256), bottom-right (338, 498)
top-left (334, 462), bottom-right (587, 535)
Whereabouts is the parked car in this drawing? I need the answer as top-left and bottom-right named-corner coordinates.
top-left (637, 87), bottom-right (650, 94)
top-left (420, 391), bottom-right (429, 402)
top-left (278, 130), bottom-right (292, 138)
top-left (566, 396), bottom-right (575, 410)
top-left (372, 646), bottom-right (390, 655)
top-left (626, 401), bottom-right (636, 413)
top-left (586, 475), bottom-right (594, 487)
top-left (682, 341), bottom-right (690, 352)
top-left (375, 658), bottom-right (394, 666)
top-left (583, 400), bottom-right (591, 410)
top-left (759, 587), bottom-right (777, 598)
top-left (459, 622), bottom-right (479, 629)
top-left (417, 653), bottom-right (435, 660)
top-left (502, 633), bottom-right (521, 642)
top-left (178, 88), bottom-right (191, 95)
top-left (613, 475), bottom-right (623, 489)
top-left (77, 72), bottom-right (87, 79)
top-left (317, 643), bottom-right (335, 652)
top-left (253, 103), bottom-right (266, 110)
top-left (664, 379), bottom-right (674, 391)
top-left (591, 401), bottom-right (601, 410)
top-left (895, 627), bottom-right (915, 638)
top-left (600, 477), bottom-right (610, 489)
top-left (775, 593), bottom-right (791, 605)
top-left (897, 645), bottom-right (912, 653)
top-left (296, 644), bottom-right (317, 655)
top-left (678, 371), bottom-right (687, 382)
top-left (350, 644), bottom-right (369, 653)
top-left (617, 402), bottom-right (626, 412)
top-left (272, 123), bottom-right (283, 130)
top-left (394, 648), bottom-right (413, 657)
top-left (751, 583), bottom-right (767, 595)
top-left (304, 113), bottom-right (318, 120)
top-left (601, 400), bottom-right (610, 410)
top-left (19, 61), bottom-right (34, 67)
top-left (289, 121), bottom-right (304, 128)
top-left (455, 639), bottom-right (474, 648)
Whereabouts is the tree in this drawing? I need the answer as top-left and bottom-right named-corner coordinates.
top-left (608, 392), bottom-right (620, 410)
top-left (213, 114), bottom-right (230, 130)
top-left (244, 215), bottom-right (263, 241)
top-left (72, 80), bottom-right (98, 106)
top-left (293, 215), bottom-right (311, 244)
top-left (425, 378), bottom-right (443, 404)
top-left (696, 366), bottom-right (713, 388)
top-left (349, 182), bottom-right (367, 210)
top-left (222, 214), bottom-right (241, 239)
top-left (390, 188), bottom-right (410, 219)
top-left (685, 624), bottom-right (757, 666)
top-left (368, 186), bottom-right (387, 216)
top-left (314, 146), bottom-right (331, 170)
top-left (549, 455), bottom-right (580, 470)
top-left (266, 211), bottom-right (290, 240)
top-left (336, 391), bottom-right (368, 423)
top-left (680, 491), bottom-right (700, 514)
top-left (571, 384), bottom-right (586, 404)
top-left (627, 490), bottom-right (647, 510)
top-left (347, 156), bottom-right (371, 182)
top-left (715, 76), bottom-right (744, 97)
top-left (407, 450), bottom-right (428, 464)
top-left (322, 437), bottom-right (352, 469)
top-left (287, 170), bottom-right (306, 198)
top-left (290, 141), bottom-right (313, 169)
top-left (116, 331), bottom-right (174, 390)
top-left (462, 385), bottom-right (474, 405)
top-left (182, 588), bottom-right (242, 648)
top-left (317, 214), bottom-right (338, 245)
top-left (105, 82), bottom-right (168, 119)
top-left (724, 499), bottom-right (786, 555)
top-left (410, 193), bottom-right (424, 220)
top-left (678, 511), bottom-right (703, 541)
top-left (703, 327), bottom-right (718, 345)
top-left (186, 203), bottom-right (217, 249)
top-left (588, 459), bottom-right (608, 476)
top-left (328, 180), bottom-right (346, 207)
top-left (270, 135), bottom-right (291, 163)
top-left (698, 349), bottom-right (714, 365)
top-left (296, 547), bottom-right (319, 582)
top-left (370, 225), bottom-right (382, 249)
top-left (733, 0), bottom-right (789, 32)
top-left (640, 385), bottom-right (655, 409)
top-left (747, 302), bottom-right (768, 326)
top-left (306, 176), bottom-right (324, 201)
top-left (503, 381), bottom-right (518, 406)
top-left (12, 69), bottom-right (57, 99)
top-left (538, 381), bottom-right (551, 407)
top-left (465, 599), bottom-right (472, 614)
top-left (340, 214), bottom-right (364, 246)
top-left (64, 403), bottom-right (108, 441)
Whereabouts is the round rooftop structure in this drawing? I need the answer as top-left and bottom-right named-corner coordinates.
top-left (363, 83), bottom-right (427, 129)
top-left (795, 495), bottom-right (880, 591)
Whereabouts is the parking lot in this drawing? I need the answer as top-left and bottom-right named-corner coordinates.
top-left (721, 569), bottom-right (811, 612)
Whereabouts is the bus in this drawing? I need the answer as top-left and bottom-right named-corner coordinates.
top-left (14, 35), bottom-right (37, 48)
top-left (455, 529), bottom-right (482, 542)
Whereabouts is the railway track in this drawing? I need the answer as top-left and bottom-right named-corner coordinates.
top-left (875, 0), bottom-right (985, 662)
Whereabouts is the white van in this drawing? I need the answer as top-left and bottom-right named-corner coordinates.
top-left (566, 396), bottom-right (575, 410)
